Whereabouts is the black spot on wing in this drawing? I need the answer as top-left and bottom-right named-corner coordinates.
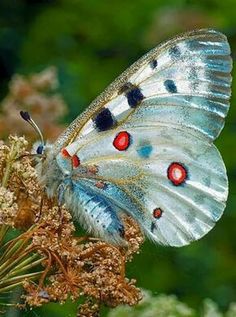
top-left (119, 82), bottom-right (144, 108)
top-left (93, 108), bottom-right (116, 131)
top-left (164, 79), bottom-right (177, 93)
top-left (127, 87), bottom-right (144, 108)
top-left (150, 59), bottom-right (158, 69)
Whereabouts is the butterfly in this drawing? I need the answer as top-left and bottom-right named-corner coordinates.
top-left (21, 28), bottom-right (232, 247)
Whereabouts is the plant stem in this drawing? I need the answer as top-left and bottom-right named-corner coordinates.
top-left (0, 141), bottom-right (19, 247)
top-left (7, 257), bottom-right (46, 279)
top-left (0, 226), bottom-right (9, 246)
top-left (7, 254), bottom-right (39, 275)
top-left (0, 272), bottom-right (42, 294)
top-left (0, 239), bottom-right (27, 265)
top-left (0, 271), bottom-right (43, 287)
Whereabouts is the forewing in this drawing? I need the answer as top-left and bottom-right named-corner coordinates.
top-left (55, 28), bottom-right (232, 151)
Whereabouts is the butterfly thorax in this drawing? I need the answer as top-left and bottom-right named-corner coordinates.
top-left (37, 145), bottom-right (102, 199)
top-left (36, 147), bottom-right (65, 198)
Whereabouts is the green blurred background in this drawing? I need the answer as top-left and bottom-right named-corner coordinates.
top-left (0, 0), bottom-right (236, 316)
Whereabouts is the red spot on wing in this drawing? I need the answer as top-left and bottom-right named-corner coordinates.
top-left (72, 154), bottom-right (80, 168)
top-left (153, 208), bottom-right (163, 219)
top-left (113, 131), bottom-right (131, 151)
top-left (61, 148), bottom-right (71, 158)
top-left (167, 162), bottom-right (187, 186)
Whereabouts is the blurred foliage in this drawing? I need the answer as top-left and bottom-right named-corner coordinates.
top-left (107, 290), bottom-right (236, 317)
top-left (0, 0), bottom-right (236, 316)
top-left (0, 67), bottom-right (66, 141)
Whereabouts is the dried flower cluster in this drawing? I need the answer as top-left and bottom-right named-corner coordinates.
top-left (0, 186), bottom-right (17, 226)
top-left (0, 67), bottom-right (67, 141)
top-left (0, 136), bottom-right (143, 316)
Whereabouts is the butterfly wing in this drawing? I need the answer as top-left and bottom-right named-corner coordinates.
top-left (54, 29), bottom-right (232, 246)
top-left (55, 28), bottom-right (231, 149)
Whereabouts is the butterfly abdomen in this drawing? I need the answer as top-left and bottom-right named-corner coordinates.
top-left (63, 180), bottom-right (125, 241)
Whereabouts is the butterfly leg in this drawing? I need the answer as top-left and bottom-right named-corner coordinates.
top-left (57, 178), bottom-right (72, 205)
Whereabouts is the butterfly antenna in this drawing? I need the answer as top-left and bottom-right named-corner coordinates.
top-left (20, 111), bottom-right (45, 145)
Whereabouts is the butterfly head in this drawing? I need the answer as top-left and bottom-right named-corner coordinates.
top-left (20, 111), bottom-right (62, 195)
top-left (31, 140), bottom-right (53, 158)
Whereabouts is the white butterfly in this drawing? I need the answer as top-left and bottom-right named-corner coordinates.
top-left (22, 28), bottom-right (232, 247)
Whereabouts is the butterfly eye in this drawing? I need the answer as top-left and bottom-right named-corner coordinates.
top-left (36, 144), bottom-right (44, 155)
